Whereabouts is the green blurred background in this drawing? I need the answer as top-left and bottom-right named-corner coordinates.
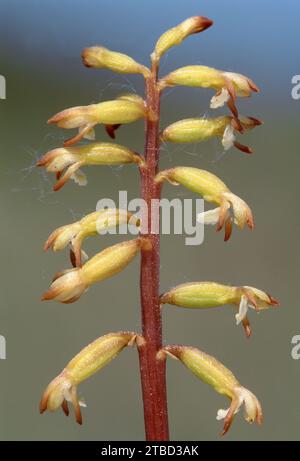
top-left (0, 0), bottom-right (299, 441)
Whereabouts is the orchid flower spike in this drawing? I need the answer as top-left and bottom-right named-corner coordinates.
top-left (36, 142), bottom-right (142, 191)
top-left (40, 332), bottom-right (137, 424)
top-left (159, 345), bottom-right (263, 436)
top-left (161, 115), bottom-right (263, 154)
top-left (156, 166), bottom-right (254, 241)
top-left (160, 282), bottom-right (279, 337)
top-left (44, 209), bottom-right (141, 267)
top-left (47, 94), bottom-right (146, 146)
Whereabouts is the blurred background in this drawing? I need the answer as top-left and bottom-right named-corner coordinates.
top-left (0, 0), bottom-right (299, 441)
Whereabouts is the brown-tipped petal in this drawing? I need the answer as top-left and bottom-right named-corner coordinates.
top-left (36, 157), bottom-right (50, 167)
top-left (221, 396), bottom-right (239, 436)
top-left (36, 149), bottom-right (61, 167)
top-left (245, 291), bottom-right (259, 312)
top-left (216, 202), bottom-right (229, 231)
top-left (56, 171), bottom-right (63, 180)
top-left (47, 112), bottom-right (64, 125)
top-left (224, 78), bottom-right (239, 119)
top-left (233, 141), bottom-right (253, 154)
top-left (268, 293), bottom-right (280, 307)
top-left (226, 98), bottom-right (239, 120)
top-left (53, 162), bottom-right (84, 191)
top-left (224, 217), bottom-right (233, 242)
top-left (71, 387), bottom-right (83, 425)
top-left (105, 123), bottom-right (121, 139)
top-left (247, 78), bottom-right (260, 93)
top-left (197, 16), bottom-right (214, 32)
top-left (61, 400), bottom-right (69, 416)
top-left (39, 394), bottom-right (48, 414)
top-left (71, 237), bottom-right (83, 268)
top-left (63, 124), bottom-right (95, 147)
top-left (224, 77), bottom-right (237, 101)
top-left (61, 294), bottom-right (82, 304)
top-left (256, 404), bottom-right (263, 425)
top-left (246, 210), bottom-right (254, 230)
top-left (44, 229), bottom-right (60, 251)
top-left (70, 249), bottom-right (77, 268)
top-left (242, 316), bottom-right (252, 338)
top-left (41, 288), bottom-right (57, 301)
top-left (231, 117), bottom-right (243, 133)
top-left (267, 294), bottom-right (280, 306)
top-left (247, 116), bottom-right (263, 126)
top-left (36, 159), bottom-right (45, 167)
top-left (51, 268), bottom-right (75, 282)
top-left (232, 116), bottom-right (246, 135)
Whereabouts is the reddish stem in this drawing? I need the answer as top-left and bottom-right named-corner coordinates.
top-left (138, 64), bottom-right (169, 441)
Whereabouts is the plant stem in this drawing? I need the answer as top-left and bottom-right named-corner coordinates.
top-left (138, 64), bottom-right (169, 441)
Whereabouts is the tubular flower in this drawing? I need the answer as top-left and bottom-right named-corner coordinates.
top-left (40, 332), bottom-right (137, 424)
top-left (153, 16), bottom-right (213, 61)
top-left (44, 208), bottom-right (141, 267)
top-left (41, 239), bottom-right (143, 303)
top-left (156, 167), bottom-right (254, 241)
top-left (36, 142), bottom-right (142, 191)
top-left (161, 116), bottom-right (263, 154)
top-left (160, 282), bottom-right (279, 337)
top-left (159, 65), bottom-right (259, 118)
top-left (82, 46), bottom-right (150, 77)
top-left (160, 345), bottom-right (263, 435)
top-left (47, 94), bottom-right (146, 146)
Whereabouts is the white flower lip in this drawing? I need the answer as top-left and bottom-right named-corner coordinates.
top-left (235, 295), bottom-right (249, 325)
top-left (71, 169), bottom-right (88, 186)
top-left (222, 124), bottom-right (236, 150)
top-left (197, 207), bottom-right (220, 225)
top-left (210, 88), bottom-right (230, 109)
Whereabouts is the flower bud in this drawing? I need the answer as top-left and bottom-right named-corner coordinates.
top-left (44, 209), bottom-right (140, 267)
top-left (153, 17), bottom-right (213, 60)
top-left (160, 65), bottom-right (259, 117)
top-left (160, 345), bottom-right (263, 435)
top-left (40, 331), bottom-right (136, 424)
top-left (82, 46), bottom-right (150, 77)
top-left (160, 282), bottom-right (278, 337)
top-left (41, 239), bottom-right (142, 303)
top-left (156, 167), bottom-right (253, 240)
top-left (48, 97), bottom-right (146, 146)
top-left (36, 142), bottom-right (142, 191)
top-left (161, 116), bottom-right (262, 154)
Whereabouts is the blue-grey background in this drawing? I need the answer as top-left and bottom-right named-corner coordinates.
top-left (0, 0), bottom-right (299, 440)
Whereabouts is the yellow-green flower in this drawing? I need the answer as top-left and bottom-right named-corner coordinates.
top-left (36, 142), bottom-right (142, 190)
top-left (160, 282), bottom-right (279, 337)
top-left (160, 345), bottom-right (263, 435)
top-left (161, 116), bottom-right (262, 154)
top-left (40, 332), bottom-right (136, 424)
top-left (153, 16), bottom-right (213, 61)
top-left (160, 65), bottom-right (259, 118)
top-left (82, 46), bottom-right (150, 77)
top-left (44, 208), bottom-right (140, 266)
top-left (41, 239), bottom-right (143, 303)
top-left (156, 167), bottom-right (254, 240)
top-left (48, 94), bottom-right (146, 146)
